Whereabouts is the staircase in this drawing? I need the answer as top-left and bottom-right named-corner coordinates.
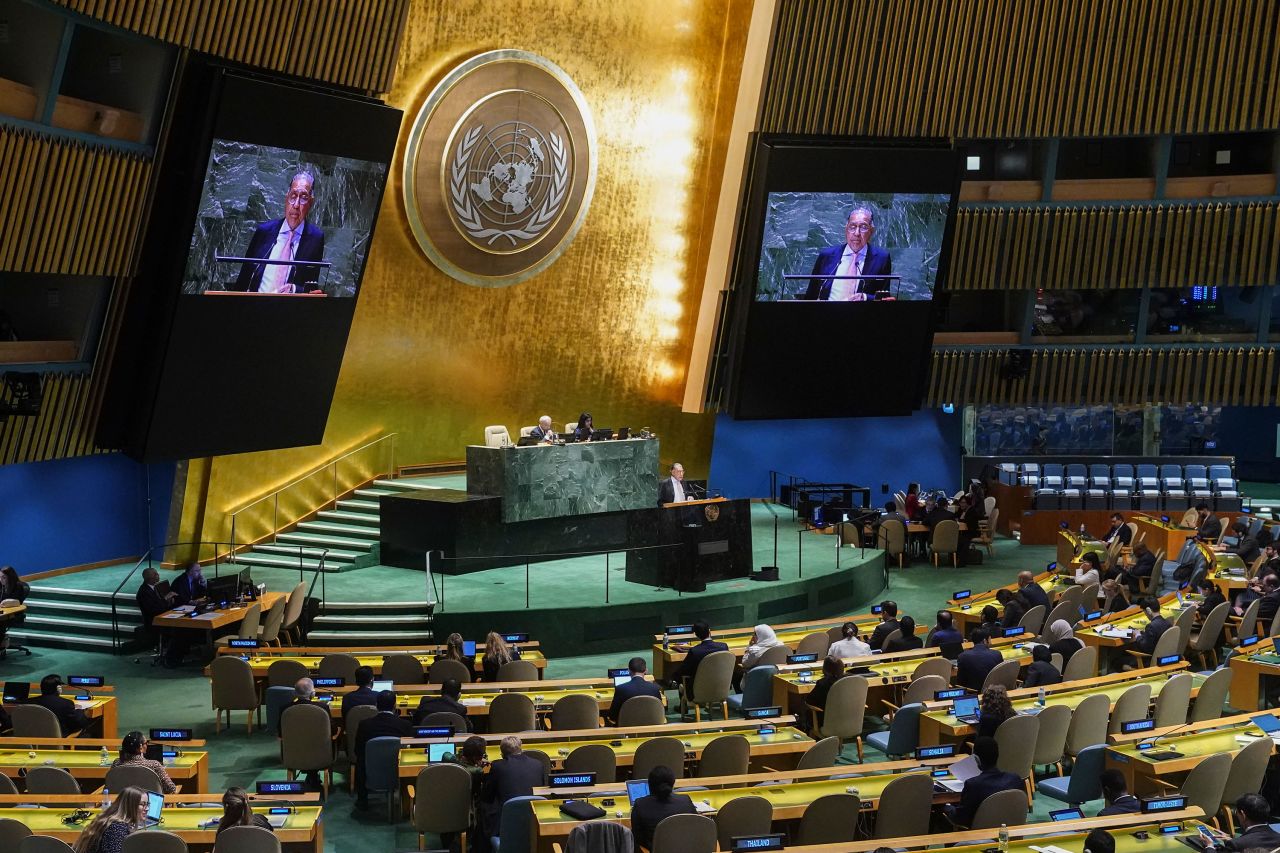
top-left (307, 599), bottom-right (435, 646)
top-left (8, 586), bottom-right (142, 652)
top-left (231, 477), bottom-right (444, 574)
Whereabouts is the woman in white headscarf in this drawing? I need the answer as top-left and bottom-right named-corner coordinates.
top-left (1045, 619), bottom-right (1084, 665)
top-left (741, 624), bottom-right (785, 669)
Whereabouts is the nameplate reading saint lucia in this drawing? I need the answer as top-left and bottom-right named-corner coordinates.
top-left (403, 50), bottom-right (597, 287)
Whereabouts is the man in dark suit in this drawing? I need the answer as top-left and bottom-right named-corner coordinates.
top-left (481, 736), bottom-right (547, 834)
top-left (528, 416), bottom-right (557, 443)
top-left (923, 497), bottom-right (955, 530)
top-left (412, 677), bottom-right (472, 730)
top-left (136, 567), bottom-right (189, 667)
top-left (30, 675), bottom-right (89, 735)
top-left (956, 629), bottom-right (1003, 691)
top-left (1217, 519), bottom-right (1261, 565)
top-left (668, 621), bottom-right (728, 689)
top-left (1255, 575), bottom-right (1280, 629)
top-left (1129, 597), bottom-right (1172, 656)
top-left (949, 737), bottom-right (1023, 828)
top-left (170, 563), bottom-right (207, 606)
top-left (1221, 794), bottom-right (1280, 851)
top-left (657, 462), bottom-right (691, 505)
top-left (279, 677), bottom-right (324, 737)
top-left (1195, 503), bottom-right (1222, 541)
top-left (607, 657), bottom-right (664, 725)
top-left (867, 602), bottom-right (900, 651)
top-left (1120, 542), bottom-right (1157, 594)
top-left (354, 690), bottom-right (409, 810)
top-left (1017, 571), bottom-right (1051, 611)
top-left (1103, 514), bottom-right (1132, 546)
top-left (341, 666), bottom-right (378, 721)
top-left (1097, 770), bottom-right (1141, 816)
top-left (803, 206), bottom-right (893, 301)
top-left (233, 170), bottom-right (326, 293)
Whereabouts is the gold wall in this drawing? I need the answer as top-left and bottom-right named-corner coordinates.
top-left (178, 0), bottom-right (752, 547)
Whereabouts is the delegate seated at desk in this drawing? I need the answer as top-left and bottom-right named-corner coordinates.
top-left (529, 416), bottom-right (557, 443)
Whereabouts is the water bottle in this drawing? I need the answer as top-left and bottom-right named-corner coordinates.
top-left (1037, 687), bottom-right (1046, 707)
top-left (998, 824), bottom-right (1009, 853)
top-left (662, 632), bottom-right (669, 650)
top-left (100, 746), bottom-right (110, 766)
top-left (101, 787), bottom-right (110, 810)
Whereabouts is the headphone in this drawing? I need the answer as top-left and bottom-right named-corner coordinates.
top-left (62, 810), bottom-right (92, 825)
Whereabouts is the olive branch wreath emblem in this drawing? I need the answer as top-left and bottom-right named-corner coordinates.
top-left (449, 124), bottom-right (569, 246)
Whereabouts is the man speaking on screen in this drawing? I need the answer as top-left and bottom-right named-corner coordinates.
top-left (233, 169), bottom-right (326, 294)
top-left (803, 205), bottom-right (893, 301)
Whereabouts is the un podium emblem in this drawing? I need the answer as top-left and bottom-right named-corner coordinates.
top-left (403, 50), bottom-right (597, 286)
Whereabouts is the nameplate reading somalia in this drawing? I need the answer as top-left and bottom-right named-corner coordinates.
top-left (403, 50), bottom-right (597, 287)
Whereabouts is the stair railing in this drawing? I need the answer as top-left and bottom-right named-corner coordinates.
top-left (107, 541), bottom-right (330, 654)
top-left (226, 432), bottom-right (398, 558)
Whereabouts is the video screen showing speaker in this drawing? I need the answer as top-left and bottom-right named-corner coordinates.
top-left (182, 141), bottom-right (386, 298)
top-left (720, 139), bottom-right (960, 420)
top-left (754, 192), bottom-right (951, 302)
top-left (97, 60), bottom-right (402, 461)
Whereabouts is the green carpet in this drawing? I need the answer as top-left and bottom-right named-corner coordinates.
top-left (9, 534), bottom-right (1081, 850)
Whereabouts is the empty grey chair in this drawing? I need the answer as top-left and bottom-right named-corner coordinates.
top-left (714, 796), bottom-right (772, 850)
top-left (10, 704), bottom-right (60, 738)
top-left (121, 830), bottom-right (188, 853)
top-left (697, 734), bottom-right (749, 777)
top-left (0, 818), bottom-right (31, 849)
top-left (1153, 672), bottom-right (1193, 728)
top-left (491, 794), bottom-right (544, 852)
top-left (1065, 693), bottom-right (1110, 757)
top-left (550, 694), bottom-right (600, 730)
top-left (364, 736), bottom-right (403, 821)
top-left (1062, 646), bottom-right (1097, 681)
top-left (1220, 736), bottom-right (1272, 825)
top-left (795, 735), bottom-right (841, 770)
top-left (796, 631), bottom-right (831, 656)
top-left (210, 655), bottom-right (260, 734)
top-left (910, 656), bottom-right (953, 681)
top-left (728, 665), bottom-right (776, 716)
top-left (1179, 752), bottom-right (1232, 823)
top-left (24, 766), bottom-right (80, 794)
top-left (652, 813), bottom-right (716, 853)
top-left (0, 772), bottom-right (18, 794)
top-left (865, 702), bottom-right (922, 759)
top-left (1192, 668), bottom-right (1232, 722)
top-left (755, 645), bottom-right (790, 667)
top-left (981, 659), bottom-right (1020, 691)
top-left (1030, 703), bottom-right (1072, 775)
top-left (381, 654), bottom-right (426, 685)
top-left (1108, 683), bottom-right (1153, 734)
top-left (212, 825), bottom-right (281, 853)
top-left (105, 763), bottom-right (164, 793)
top-left (496, 660), bottom-right (539, 682)
top-left (423, 711), bottom-right (469, 732)
top-left (618, 695), bottom-right (666, 726)
top-left (412, 764), bottom-right (472, 851)
top-left (633, 736), bottom-right (686, 779)
top-left (565, 743), bottom-right (617, 782)
top-left (798, 793), bottom-right (860, 844)
top-left (994, 714), bottom-right (1038, 803)
top-left (812, 674), bottom-right (868, 762)
top-left (344, 704), bottom-right (379, 790)
top-left (682, 650), bottom-right (734, 721)
top-left (18, 838), bottom-right (76, 853)
top-left (264, 685), bottom-right (295, 734)
top-left (1018, 604), bottom-right (1047, 635)
top-left (970, 788), bottom-right (1029, 830)
top-left (1037, 743), bottom-right (1105, 805)
top-left (488, 692), bottom-right (536, 733)
top-left (428, 658), bottom-right (473, 684)
top-left (317, 653), bottom-right (361, 682)
top-left (266, 658), bottom-right (310, 687)
top-left (873, 773), bottom-right (934, 838)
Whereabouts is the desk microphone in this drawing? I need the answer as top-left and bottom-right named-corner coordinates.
top-left (1140, 720), bottom-right (1194, 751)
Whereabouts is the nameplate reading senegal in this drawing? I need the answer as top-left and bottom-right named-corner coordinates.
top-left (403, 50), bottom-right (597, 287)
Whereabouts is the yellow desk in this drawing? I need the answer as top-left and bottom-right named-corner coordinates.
top-left (945, 571), bottom-right (1065, 633)
top-left (0, 800), bottom-right (322, 852)
top-left (1058, 530), bottom-right (1107, 567)
top-left (919, 663), bottom-right (1196, 742)
top-left (0, 742), bottom-right (209, 792)
top-left (651, 612), bottom-right (924, 682)
top-left (1106, 711), bottom-right (1275, 794)
top-left (1, 687), bottom-right (117, 738)
top-left (1228, 636), bottom-right (1280, 712)
top-left (529, 765), bottom-right (952, 852)
top-left (324, 676), bottom-right (646, 722)
top-left (208, 644), bottom-right (548, 684)
top-left (1077, 592), bottom-right (1186, 649)
top-left (1132, 515), bottom-right (1198, 561)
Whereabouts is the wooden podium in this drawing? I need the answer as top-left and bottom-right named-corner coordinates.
top-left (625, 497), bottom-right (752, 592)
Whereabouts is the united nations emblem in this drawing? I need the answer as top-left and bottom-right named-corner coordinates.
top-left (403, 50), bottom-right (597, 286)
top-left (704, 504), bottom-right (720, 522)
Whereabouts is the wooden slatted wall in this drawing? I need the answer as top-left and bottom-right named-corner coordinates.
top-left (947, 201), bottom-right (1280, 290)
top-left (925, 347), bottom-right (1279, 407)
top-left (0, 372), bottom-right (99, 464)
top-left (49, 0), bottom-right (410, 94)
top-left (0, 127), bottom-right (151, 277)
top-left (762, 0), bottom-right (1280, 137)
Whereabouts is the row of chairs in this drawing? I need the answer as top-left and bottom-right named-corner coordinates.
top-left (1008, 462), bottom-right (1242, 510)
top-left (0, 824), bottom-right (276, 853)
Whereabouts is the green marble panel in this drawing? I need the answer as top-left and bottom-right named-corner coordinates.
top-left (466, 439), bottom-right (660, 522)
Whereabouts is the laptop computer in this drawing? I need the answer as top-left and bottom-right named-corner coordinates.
top-left (952, 696), bottom-right (980, 725)
top-left (463, 640), bottom-right (477, 657)
top-left (143, 792), bottom-right (164, 827)
top-left (426, 742), bottom-right (458, 763)
top-left (371, 680), bottom-right (393, 692)
top-left (2, 682), bottom-right (30, 702)
top-left (626, 779), bottom-right (650, 806)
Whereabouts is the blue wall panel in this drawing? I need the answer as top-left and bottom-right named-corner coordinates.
top-left (708, 409), bottom-right (963, 501)
top-left (1216, 406), bottom-right (1280, 482)
top-left (0, 453), bottom-right (174, 575)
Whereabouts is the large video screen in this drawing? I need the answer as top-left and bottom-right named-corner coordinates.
top-left (755, 192), bottom-right (951, 302)
top-left (718, 139), bottom-right (961, 420)
top-left (97, 61), bottom-right (402, 461)
top-left (183, 141), bottom-right (387, 298)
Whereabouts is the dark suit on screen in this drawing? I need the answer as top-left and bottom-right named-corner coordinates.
top-left (607, 675), bottom-right (663, 725)
top-left (233, 219), bottom-right (326, 292)
top-left (803, 244), bottom-right (893, 300)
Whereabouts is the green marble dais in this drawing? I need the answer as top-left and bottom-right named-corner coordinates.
top-left (466, 440), bottom-right (661, 522)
